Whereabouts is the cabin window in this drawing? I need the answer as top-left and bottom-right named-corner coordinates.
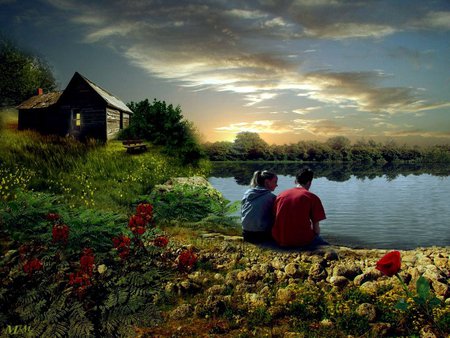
top-left (75, 113), bottom-right (81, 127)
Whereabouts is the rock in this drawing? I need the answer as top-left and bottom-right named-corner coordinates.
top-left (422, 265), bottom-right (443, 282)
top-left (276, 287), bottom-right (296, 305)
top-left (370, 322), bottom-right (391, 336)
top-left (324, 250), bottom-right (339, 261)
top-left (284, 263), bottom-right (297, 276)
top-left (431, 280), bottom-right (450, 299)
top-left (243, 293), bottom-right (265, 309)
top-left (354, 268), bottom-right (382, 285)
top-left (259, 286), bottom-right (270, 297)
top-left (417, 255), bottom-right (433, 266)
top-left (201, 233), bottom-right (223, 239)
top-left (434, 255), bottom-right (449, 269)
top-left (309, 263), bottom-right (327, 282)
top-left (213, 273), bottom-right (224, 282)
top-left (223, 235), bottom-right (243, 242)
top-left (272, 258), bottom-right (284, 270)
top-left (356, 303), bottom-right (377, 322)
top-left (419, 325), bottom-right (438, 338)
top-left (237, 269), bottom-right (260, 283)
top-left (188, 271), bottom-right (204, 284)
top-left (170, 304), bottom-right (192, 319)
top-left (332, 263), bottom-right (362, 280)
top-left (359, 281), bottom-right (378, 296)
top-left (329, 276), bottom-right (349, 288)
top-left (275, 270), bottom-right (286, 281)
top-left (284, 333), bottom-right (305, 338)
top-left (206, 284), bottom-right (225, 296)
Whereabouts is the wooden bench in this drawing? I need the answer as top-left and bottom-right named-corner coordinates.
top-left (122, 139), bottom-right (147, 153)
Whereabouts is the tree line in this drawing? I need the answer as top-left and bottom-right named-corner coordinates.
top-left (203, 132), bottom-right (450, 163)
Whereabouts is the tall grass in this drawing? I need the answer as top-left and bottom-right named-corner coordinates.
top-left (0, 128), bottom-right (210, 212)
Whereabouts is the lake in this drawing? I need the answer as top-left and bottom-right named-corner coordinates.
top-left (208, 162), bottom-right (450, 249)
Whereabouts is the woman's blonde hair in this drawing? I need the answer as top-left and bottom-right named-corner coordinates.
top-left (250, 170), bottom-right (276, 188)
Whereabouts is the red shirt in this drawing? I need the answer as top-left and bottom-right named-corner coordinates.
top-left (272, 187), bottom-right (326, 247)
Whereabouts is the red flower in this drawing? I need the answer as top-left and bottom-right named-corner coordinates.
top-left (136, 203), bottom-right (153, 221)
top-left (153, 236), bottom-right (169, 248)
top-left (52, 224), bottom-right (69, 244)
top-left (80, 248), bottom-right (95, 275)
top-left (112, 235), bottom-right (131, 249)
top-left (69, 272), bottom-right (92, 297)
top-left (177, 249), bottom-right (197, 271)
top-left (118, 248), bottom-right (130, 260)
top-left (128, 214), bottom-right (147, 235)
top-left (112, 235), bottom-right (131, 260)
top-left (23, 258), bottom-right (43, 275)
top-left (46, 213), bottom-right (60, 221)
top-left (376, 250), bottom-right (402, 277)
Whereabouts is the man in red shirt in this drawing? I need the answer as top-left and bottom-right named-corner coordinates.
top-left (272, 168), bottom-right (328, 247)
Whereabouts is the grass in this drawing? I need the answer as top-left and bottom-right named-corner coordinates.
top-left (0, 113), bottom-right (211, 213)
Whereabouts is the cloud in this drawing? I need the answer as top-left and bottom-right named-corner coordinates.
top-left (388, 47), bottom-right (435, 69)
top-left (292, 118), bottom-right (363, 136)
top-left (215, 120), bottom-right (293, 134)
top-left (384, 129), bottom-right (450, 138)
top-left (303, 23), bottom-right (397, 39)
top-left (43, 0), bottom-right (449, 116)
top-left (292, 106), bottom-right (321, 115)
top-left (414, 11), bottom-right (450, 30)
top-left (301, 71), bottom-right (450, 114)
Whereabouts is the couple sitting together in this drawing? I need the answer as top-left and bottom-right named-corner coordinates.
top-left (241, 168), bottom-right (328, 249)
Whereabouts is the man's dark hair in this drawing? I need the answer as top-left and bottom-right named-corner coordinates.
top-left (296, 168), bottom-right (314, 185)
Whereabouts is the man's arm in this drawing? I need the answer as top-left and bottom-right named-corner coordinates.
top-left (313, 222), bottom-right (321, 235)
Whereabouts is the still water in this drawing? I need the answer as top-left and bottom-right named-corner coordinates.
top-left (208, 162), bottom-right (450, 249)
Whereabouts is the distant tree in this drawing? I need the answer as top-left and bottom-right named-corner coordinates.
top-left (203, 141), bottom-right (234, 161)
top-left (232, 132), bottom-right (269, 160)
top-left (326, 136), bottom-right (351, 151)
top-left (0, 35), bottom-right (57, 106)
top-left (122, 99), bottom-right (204, 164)
top-left (326, 136), bottom-right (351, 161)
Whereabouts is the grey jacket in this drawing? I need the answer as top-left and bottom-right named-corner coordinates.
top-left (241, 187), bottom-right (276, 232)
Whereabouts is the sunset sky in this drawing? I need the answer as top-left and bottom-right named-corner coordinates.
top-left (1, 0), bottom-right (449, 145)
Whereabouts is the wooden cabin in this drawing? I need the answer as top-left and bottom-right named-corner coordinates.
top-left (17, 72), bottom-right (132, 141)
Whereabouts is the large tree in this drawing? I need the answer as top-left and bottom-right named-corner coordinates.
top-left (123, 99), bottom-right (204, 164)
top-left (0, 36), bottom-right (57, 106)
top-left (232, 132), bottom-right (269, 160)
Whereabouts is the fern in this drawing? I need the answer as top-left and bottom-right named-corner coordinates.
top-left (68, 319), bottom-right (94, 338)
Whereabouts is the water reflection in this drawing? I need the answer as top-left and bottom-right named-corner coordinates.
top-left (210, 162), bottom-right (450, 185)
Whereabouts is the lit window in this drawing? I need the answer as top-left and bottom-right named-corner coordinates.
top-left (75, 113), bottom-right (81, 127)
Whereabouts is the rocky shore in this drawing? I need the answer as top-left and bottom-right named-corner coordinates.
top-left (149, 233), bottom-right (449, 337)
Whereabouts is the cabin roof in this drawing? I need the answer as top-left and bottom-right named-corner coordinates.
top-left (17, 92), bottom-right (62, 109)
top-left (76, 72), bottom-right (133, 114)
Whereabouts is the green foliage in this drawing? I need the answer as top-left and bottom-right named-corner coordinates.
top-left (0, 129), bottom-right (209, 211)
top-left (0, 36), bottom-right (56, 107)
top-left (437, 312), bottom-right (450, 333)
top-left (0, 200), bottom-right (173, 337)
top-left (342, 287), bottom-right (373, 304)
top-left (203, 133), bottom-right (450, 163)
top-left (247, 307), bottom-right (272, 328)
top-left (232, 132), bottom-right (269, 160)
top-left (335, 311), bottom-right (370, 336)
top-left (121, 99), bottom-right (205, 164)
top-left (147, 182), bottom-right (240, 232)
top-left (0, 190), bottom-right (126, 254)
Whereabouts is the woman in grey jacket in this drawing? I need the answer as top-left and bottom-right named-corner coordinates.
top-left (241, 170), bottom-right (278, 243)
